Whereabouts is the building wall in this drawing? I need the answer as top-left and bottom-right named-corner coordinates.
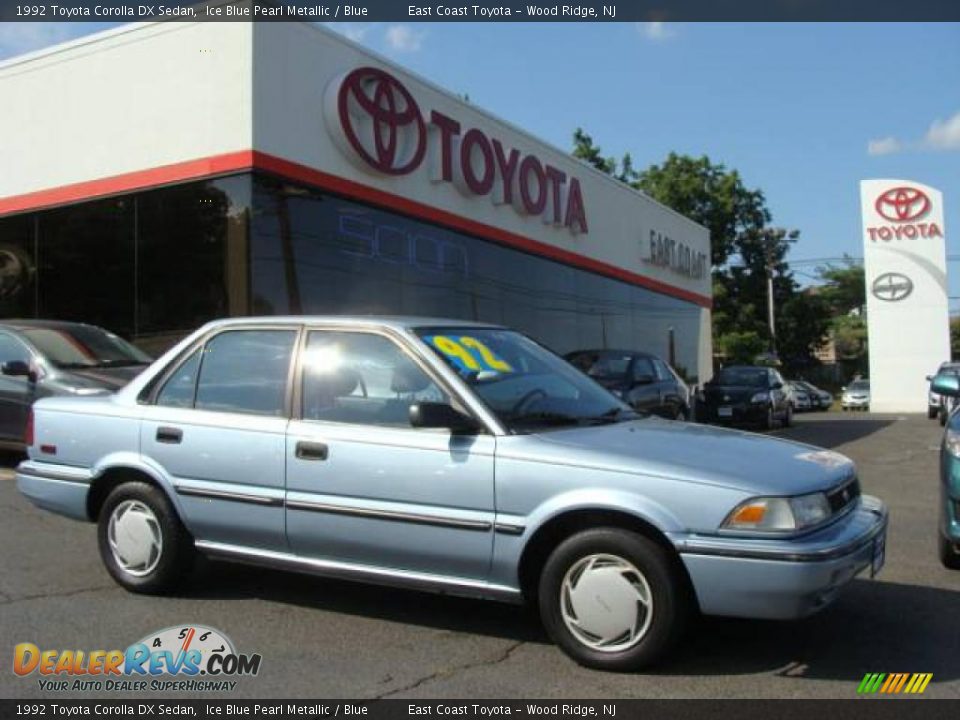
top-left (0, 22), bottom-right (252, 207)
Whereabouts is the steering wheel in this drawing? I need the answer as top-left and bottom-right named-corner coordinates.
top-left (511, 388), bottom-right (548, 415)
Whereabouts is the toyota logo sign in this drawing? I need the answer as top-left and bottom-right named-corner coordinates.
top-left (871, 272), bottom-right (914, 302)
top-left (324, 67), bottom-right (589, 234)
top-left (875, 187), bottom-right (931, 223)
top-left (335, 67), bottom-right (426, 176)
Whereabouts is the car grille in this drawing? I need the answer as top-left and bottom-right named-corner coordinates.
top-left (826, 477), bottom-right (861, 514)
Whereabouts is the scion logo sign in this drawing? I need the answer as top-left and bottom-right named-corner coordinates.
top-left (875, 187), bottom-right (931, 223)
top-left (871, 272), bottom-right (914, 302)
top-left (867, 186), bottom-right (942, 242)
top-left (326, 66), bottom-right (589, 234)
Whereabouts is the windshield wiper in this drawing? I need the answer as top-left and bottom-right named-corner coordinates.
top-left (508, 411), bottom-right (584, 428)
top-left (94, 359), bottom-right (149, 368)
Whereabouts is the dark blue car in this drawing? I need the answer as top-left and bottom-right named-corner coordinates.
top-left (928, 372), bottom-right (960, 569)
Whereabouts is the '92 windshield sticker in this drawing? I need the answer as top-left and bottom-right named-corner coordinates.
top-left (425, 335), bottom-right (513, 376)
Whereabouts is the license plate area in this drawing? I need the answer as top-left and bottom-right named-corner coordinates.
top-left (718, 406), bottom-right (733, 417)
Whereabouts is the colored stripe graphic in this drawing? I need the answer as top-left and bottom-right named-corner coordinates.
top-left (858, 673), bottom-right (932, 694)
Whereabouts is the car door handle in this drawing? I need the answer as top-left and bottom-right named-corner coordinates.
top-left (156, 427), bottom-right (182, 444)
top-left (296, 441), bottom-right (328, 461)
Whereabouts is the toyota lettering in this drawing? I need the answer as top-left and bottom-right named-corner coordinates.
top-left (867, 186), bottom-right (943, 242)
top-left (325, 66), bottom-right (589, 234)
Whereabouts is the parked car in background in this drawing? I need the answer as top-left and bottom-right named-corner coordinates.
top-left (928, 363), bottom-right (960, 422)
top-left (0, 320), bottom-right (152, 449)
top-left (787, 382), bottom-right (812, 412)
top-left (794, 380), bottom-right (833, 411)
top-left (16, 316), bottom-right (888, 671)
top-left (565, 349), bottom-right (690, 420)
top-left (925, 372), bottom-right (960, 570)
top-left (699, 365), bottom-right (792, 429)
top-left (841, 380), bottom-right (871, 412)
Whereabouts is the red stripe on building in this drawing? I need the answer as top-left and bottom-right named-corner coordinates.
top-left (0, 150), bottom-right (712, 308)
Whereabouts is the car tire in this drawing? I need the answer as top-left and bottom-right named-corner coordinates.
top-left (762, 406), bottom-right (774, 430)
top-left (97, 481), bottom-right (195, 594)
top-left (537, 528), bottom-right (689, 671)
top-left (939, 533), bottom-right (960, 570)
top-left (783, 405), bottom-right (793, 428)
top-left (929, 406), bottom-right (940, 419)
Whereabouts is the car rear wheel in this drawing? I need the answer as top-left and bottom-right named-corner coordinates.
top-left (97, 481), bottom-right (195, 594)
top-left (783, 405), bottom-right (793, 428)
top-left (537, 528), bottom-right (689, 671)
top-left (929, 405), bottom-right (940, 419)
top-left (939, 533), bottom-right (960, 570)
top-left (940, 408), bottom-right (948, 427)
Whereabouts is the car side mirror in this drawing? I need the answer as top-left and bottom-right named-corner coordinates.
top-left (771, 381), bottom-right (783, 390)
top-left (409, 402), bottom-right (481, 434)
top-left (931, 373), bottom-right (960, 398)
top-left (631, 373), bottom-right (655, 386)
top-left (926, 375), bottom-right (933, 382)
top-left (2, 360), bottom-right (35, 383)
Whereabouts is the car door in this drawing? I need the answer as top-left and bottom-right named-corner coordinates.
top-left (139, 326), bottom-right (299, 552)
top-left (285, 327), bottom-right (496, 581)
top-left (0, 331), bottom-right (37, 443)
top-left (624, 355), bottom-right (662, 415)
top-left (652, 357), bottom-right (684, 419)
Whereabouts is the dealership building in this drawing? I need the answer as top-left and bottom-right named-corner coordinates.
top-left (0, 21), bottom-right (712, 379)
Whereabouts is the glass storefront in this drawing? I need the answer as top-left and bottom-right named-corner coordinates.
top-left (0, 172), bottom-right (702, 378)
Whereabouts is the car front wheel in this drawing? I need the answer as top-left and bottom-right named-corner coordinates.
top-left (97, 481), bottom-right (195, 594)
top-left (538, 528), bottom-right (689, 671)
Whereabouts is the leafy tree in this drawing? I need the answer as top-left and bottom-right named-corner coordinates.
top-left (776, 292), bottom-right (832, 374)
top-left (817, 258), bottom-right (865, 316)
top-left (951, 316), bottom-right (960, 360)
top-left (572, 128), bottom-right (616, 175)
top-left (636, 153), bottom-right (770, 268)
top-left (716, 331), bottom-right (766, 364)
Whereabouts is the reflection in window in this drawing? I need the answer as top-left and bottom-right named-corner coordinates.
top-left (301, 331), bottom-right (446, 427)
top-left (194, 330), bottom-right (297, 416)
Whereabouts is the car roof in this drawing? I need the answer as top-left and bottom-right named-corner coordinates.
top-left (197, 316), bottom-right (505, 332)
top-left (0, 319), bottom-right (101, 331)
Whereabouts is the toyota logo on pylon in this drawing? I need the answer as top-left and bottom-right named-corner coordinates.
top-left (875, 186), bottom-right (931, 223)
top-left (333, 67), bottom-right (426, 176)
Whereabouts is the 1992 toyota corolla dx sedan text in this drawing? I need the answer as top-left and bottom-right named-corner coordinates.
top-left (17, 317), bottom-right (888, 670)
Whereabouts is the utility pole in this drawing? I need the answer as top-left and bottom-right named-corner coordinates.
top-left (767, 264), bottom-right (776, 350)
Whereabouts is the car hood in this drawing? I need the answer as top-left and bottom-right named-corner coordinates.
top-left (514, 417), bottom-right (855, 495)
top-left (58, 365), bottom-right (148, 391)
top-left (702, 384), bottom-right (764, 403)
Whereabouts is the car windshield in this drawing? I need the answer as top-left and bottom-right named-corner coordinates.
top-left (715, 367), bottom-right (768, 387)
top-left (20, 325), bottom-right (151, 370)
top-left (848, 380), bottom-right (870, 391)
top-left (416, 327), bottom-right (637, 432)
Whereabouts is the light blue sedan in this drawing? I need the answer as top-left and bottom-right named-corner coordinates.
top-left (17, 317), bottom-right (888, 670)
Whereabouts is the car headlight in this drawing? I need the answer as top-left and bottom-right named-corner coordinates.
top-left (722, 492), bottom-right (831, 532)
top-left (945, 428), bottom-right (960, 458)
top-left (750, 392), bottom-right (769, 403)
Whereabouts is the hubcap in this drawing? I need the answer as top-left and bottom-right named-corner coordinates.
top-left (560, 554), bottom-right (653, 652)
top-left (107, 500), bottom-right (163, 577)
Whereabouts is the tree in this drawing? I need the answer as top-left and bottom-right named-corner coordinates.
top-left (951, 316), bottom-right (960, 360)
top-left (715, 331), bottom-right (766, 364)
top-left (776, 292), bottom-right (832, 374)
top-left (571, 128), bottom-right (616, 175)
top-left (636, 153), bottom-right (770, 268)
top-left (817, 258), bottom-right (866, 316)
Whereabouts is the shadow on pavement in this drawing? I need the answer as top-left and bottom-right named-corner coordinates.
top-left (773, 415), bottom-right (899, 449)
top-left (189, 561), bottom-right (960, 682)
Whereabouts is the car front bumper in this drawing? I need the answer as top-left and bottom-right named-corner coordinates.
top-left (842, 396), bottom-right (869, 408)
top-left (701, 402), bottom-right (770, 426)
top-left (675, 495), bottom-right (887, 620)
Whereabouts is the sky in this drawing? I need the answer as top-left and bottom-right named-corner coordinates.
top-left (1, 21), bottom-right (958, 302)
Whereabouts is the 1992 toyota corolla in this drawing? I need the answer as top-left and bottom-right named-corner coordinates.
top-left (17, 317), bottom-right (888, 670)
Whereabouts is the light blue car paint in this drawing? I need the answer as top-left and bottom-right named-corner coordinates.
top-left (17, 316), bottom-right (888, 619)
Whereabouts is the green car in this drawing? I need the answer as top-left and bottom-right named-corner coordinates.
top-left (929, 373), bottom-right (960, 569)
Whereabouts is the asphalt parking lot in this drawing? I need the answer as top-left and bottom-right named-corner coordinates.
top-left (1, 412), bottom-right (958, 700)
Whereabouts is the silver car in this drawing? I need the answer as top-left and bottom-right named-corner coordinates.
top-left (16, 317), bottom-right (888, 671)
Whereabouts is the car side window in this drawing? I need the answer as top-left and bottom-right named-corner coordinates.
top-left (191, 329), bottom-right (297, 416)
top-left (631, 356), bottom-right (656, 381)
top-left (156, 349), bottom-right (202, 408)
top-left (301, 331), bottom-right (448, 428)
top-left (652, 358), bottom-right (673, 382)
top-left (0, 331), bottom-right (31, 366)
